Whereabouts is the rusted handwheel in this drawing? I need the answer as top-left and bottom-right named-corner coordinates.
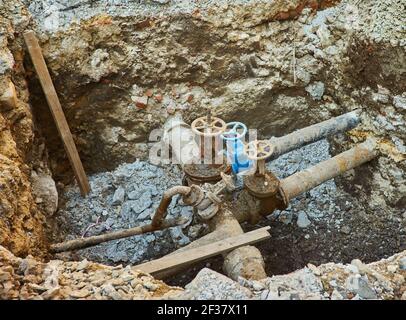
top-left (244, 140), bottom-right (274, 161)
top-left (191, 116), bottom-right (227, 137)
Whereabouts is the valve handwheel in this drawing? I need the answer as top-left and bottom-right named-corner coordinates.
top-left (191, 116), bottom-right (227, 137)
top-left (221, 122), bottom-right (248, 141)
top-left (244, 140), bottom-right (274, 160)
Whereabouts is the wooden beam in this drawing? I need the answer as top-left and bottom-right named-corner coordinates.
top-left (24, 30), bottom-right (90, 196)
top-left (133, 226), bottom-right (271, 277)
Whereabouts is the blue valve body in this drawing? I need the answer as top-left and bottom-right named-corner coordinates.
top-left (221, 122), bottom-right (253, 174)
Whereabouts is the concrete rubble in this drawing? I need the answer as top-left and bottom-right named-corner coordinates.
top-left (0, 245), bottom-right (182, 300)
top-left (1, 245), bottom-right (404, 300)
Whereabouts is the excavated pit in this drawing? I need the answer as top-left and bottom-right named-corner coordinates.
top-left (50, 136), bottom-right (402, 287)
top-left (1, 0), bottom-right (405, 299)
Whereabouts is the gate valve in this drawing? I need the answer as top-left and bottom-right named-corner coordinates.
top-left (242, 140), bottom-right (282, 200)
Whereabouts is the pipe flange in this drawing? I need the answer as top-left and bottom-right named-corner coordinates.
top-left (243, 171), bottom-right (280, 198)
top-left (182, 185), bottom-right (205, 206)
top-left (183, 162), bottom-right (231, 185)
top-left (197, 203), bottom-right (220, 220)
top-left (277, 186), bottom-right (290, 209)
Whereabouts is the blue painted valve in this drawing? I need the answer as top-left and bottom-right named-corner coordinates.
top-left (221, 122), bottom-right (254, 175)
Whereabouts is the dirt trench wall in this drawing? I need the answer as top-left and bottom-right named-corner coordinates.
top-left (0, 1), bottom-right (54, 258)
top-left (26, 0), bottom-right (341, 181)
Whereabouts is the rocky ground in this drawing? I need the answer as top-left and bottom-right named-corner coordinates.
top-left (55, 160), bottom-right (194, 265)
top-left (0, 0), bottom-right (405, 300)
top-left (55, 139), bottom-right (336, 266)
top-left (0, 245), bottom-right (182, 299)
top-left (2, 244), bottom-right (404, 299)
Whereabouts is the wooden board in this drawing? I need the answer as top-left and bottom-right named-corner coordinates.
top-left (24, 30), bottom-right (90, 196)
top-left (134, 226), bottom-right (271, 276)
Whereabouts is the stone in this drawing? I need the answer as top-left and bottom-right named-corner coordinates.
top-left (251, 280), bottom-right (265, 291)
top-left (260, 289), bottom-right (270, 300)
top-left (76, 259), bottom-right (89, 271)
top-left (143, 281), bottom-right (158, 291)
top-left (372, 92), bottom-right (389, 104)
top-left (307, 263), bottom-right (321, 276)
top-left (131, 192), bottom-right (152, 214)
top-left (393, 95), bottom-right (406, 110)
top-left (341, 225), bottom-right (351, 234)
top-left (330, 289), bottom-right (344, 300)
top-left (297, 212), bottom-right (311, 228)
top-left (133, 96), bottom-right (148, 109)
top-left (136, 208), bottom-right (153, 221)
top-left (30, 171), bottom-right (58, 216)
top-left (387, 265), bottom-right (397, 273)
top-left (154, 94), bottom-right (163, 103)
top-left (112, 187), bottom-right (125, 205)
top-left (356, 278), bottom-right (377, 300)
top-left (346, 264), bottom-right (359, 274)
top-left (101, 284), bottom-right (122, 300)
top-left (41, 287), bottom-right (60, 300)
top-left (179, 268), bottom-right (252, 300)
top-left (345, 274), bottom-right (360, 292)
top-left (399, 257), bottom-right (406, 270)
top-left (0, 81), bottom-right (17, 110)
top-left (69, 289), bottom-right (91, 299)
top-left (128, 190), bottom-right (142, 200)
top-left (305, 82), bottom-right (325, 101)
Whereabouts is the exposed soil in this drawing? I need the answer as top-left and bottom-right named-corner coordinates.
top-left (0, 0), bottom-right (405, 300)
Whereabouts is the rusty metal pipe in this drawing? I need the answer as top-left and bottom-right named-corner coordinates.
top-left (154, 209), bottom-right (267, 281)
top-left (280, 139), bottom-right (378, 202)
top-left (151, 186), bottom-right (191, 228)
top-left (50, 217), bottom-right (186, 253)
top-left (267, 110), bottom-right (361, 162)
top-left (51, 185), bottom-right (194, 252)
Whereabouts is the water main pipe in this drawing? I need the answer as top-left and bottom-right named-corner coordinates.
top-left (267, 110), bottom-right (361, 161)
top-left (279, 138), bottom-right (378, 202)
top-left (154, 208), bottom-right (267, 281)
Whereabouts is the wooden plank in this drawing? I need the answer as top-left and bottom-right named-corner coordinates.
top-left (24, 30), bottom-right (90, 196)
top-left (134, 226), bottom-right (271, 276)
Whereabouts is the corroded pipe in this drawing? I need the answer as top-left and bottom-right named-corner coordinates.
top-left (267, 110), bottom-right (361, 161)
top-left (154, 209), bottom-right (267, 281)
top-left (51, 186), bottom-right (193, 252)
top-left (151, 186), bottom-right (191, 228)
top-left (50, 218), bottom-right (187, 253)
top-left (280, 139), bottom-right (378, 202)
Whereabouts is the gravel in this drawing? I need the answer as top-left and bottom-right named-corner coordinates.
top-left (58, 139), bottom-right (337, 266)
top-left (267, 139), bottom-right (340, 225)
top-left (57, 160), bottom-right (194, 265)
